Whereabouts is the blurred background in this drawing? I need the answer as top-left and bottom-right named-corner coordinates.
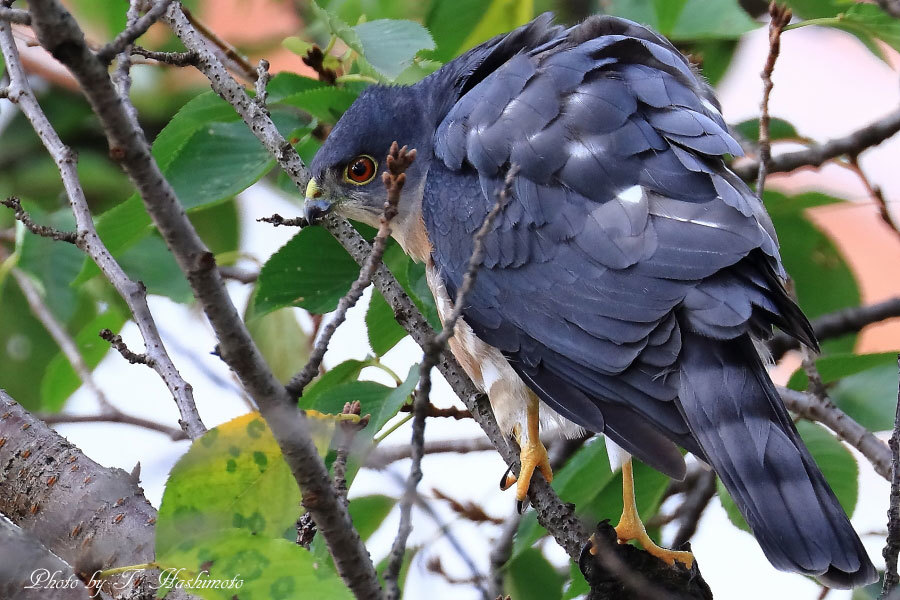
top-left (2, 1), bottom-right (900, 598)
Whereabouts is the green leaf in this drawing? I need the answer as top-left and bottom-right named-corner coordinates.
top-left (76, 94), bottom-right (304, 291)
top-left (603, 0), bottom-right (758, 40)
top-left (852, 572), bottom-right (884, 599)
top-left (426, 0), bottom-right (532, 61)
top-left (190, 198), bottom-right (240, 260)
top-left (563, 560), bottom-right (589, 600)
top-left (39, 307), bottom-right (126, 412)
top-left (719, 421), bottom-right (859, 532)
top-left (17, 206), bottom-right (83, 323)
top-left (0, 277), bottom-right (64, 410)
top-left (116, 234), bottom-right (193, 302)
top-left (687, 39), bottom-right (738, 86)
top-left (301, 359), bottom-right (368, 406)
top-left (787, 352), bottom-right (900, 432)
top-left (733, 117), bottom-right (801, 143)
top-left (833, 4), bottom-right (900, 55)
top-left (246, 307), bottom-right (310, 384)
top-left (405, 259), bottom-right (441, 330)
top-left (348, 495), bottom-right (396, 541)
top-left (764, 191), bottom-right (859, 353)
top-left (266, 73), bottom-right (328, 104)
top-left (276, 87), bottom-right (359, 123)
top-left (352, 20), bottom-right (435, 79)
top-left (366, 290), bottom-right (407, 356)
top-left (254, 226), bottom-right (361, 317)
top-left (504, 547), bottom-right (564, 600)
top-left (301, 364), bottom-right (418, 434)
top-left (156, 413), bottom-right (303, 554)
top-left (157, 530), bottom-right (352, 600)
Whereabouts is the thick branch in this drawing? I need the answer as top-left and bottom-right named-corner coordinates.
top-left (0, 19), bottom-right (205, 440)
top-left (733, 106), bottom-right (900, 180)
top-left (18, 1), bottom-right (378, 596)
top-left (0, 516), bottom-right (94, 600)
top-left (0, 391), bottom-right (195, 600)
top-left (769, 297), bottom-right (900, 360)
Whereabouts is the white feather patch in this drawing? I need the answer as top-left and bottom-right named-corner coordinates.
top-left (617, 185), bottom-right (644, 205)
top-left (605, 437), bottom-right (632, 472)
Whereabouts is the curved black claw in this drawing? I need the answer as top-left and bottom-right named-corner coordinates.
top-left (500, 463), bottom-right (516, 490)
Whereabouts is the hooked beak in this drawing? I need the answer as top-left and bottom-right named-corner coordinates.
top-left (303, 179), bottom-right (332, 225)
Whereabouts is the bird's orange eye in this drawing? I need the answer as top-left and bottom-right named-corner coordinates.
top-left (344, 155), bottom-right (377, 185)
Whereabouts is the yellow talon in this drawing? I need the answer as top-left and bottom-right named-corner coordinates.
top-left (500, 395), bottom-right (553, 503)
top-left (610, 458), bottom-right (694, 568)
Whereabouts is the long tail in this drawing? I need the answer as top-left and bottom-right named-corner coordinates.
top-left (677, 331), bottom-right (877, 588)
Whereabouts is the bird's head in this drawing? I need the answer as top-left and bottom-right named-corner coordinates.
top-left (304, 84), bottom-right (433, 232)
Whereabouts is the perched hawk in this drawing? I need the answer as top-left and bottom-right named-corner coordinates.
top-left (303, 13), bottom-right (877, 587)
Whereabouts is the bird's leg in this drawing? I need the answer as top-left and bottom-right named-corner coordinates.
top-left (499, 394), bottom-right (553, 504)
top-left (608, 458), bottom-right (694, 568)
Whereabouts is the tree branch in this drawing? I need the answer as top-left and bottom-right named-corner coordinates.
top-left (882, 356), bottom-right (900, 597)
top-left (756, 2), bottom-right (791, 194)
top-left (11, 267), bottom-right (114, 412)
top-left (365, 437), bottom-right (495, 470)
top-left (0, 391), bottom-right (196, 600)
top-left (733, 105), bottom-right (900, 180)
top-left (0, 15), bottom-right (206, 441)
top-left (779, 386), bottom-right (891, 479)
top-left (769, 297), bottom-right (900, 360)
top-left (37, 411), bottom-right (187, 440)
top-left (1, 196), bottom-right (77, 243)
top-left (0, 6), bottom-right (30, 25)
top-left (14, 1), bottom-right (381, 595)
top-left (96, 0), bottom-right (176, 64)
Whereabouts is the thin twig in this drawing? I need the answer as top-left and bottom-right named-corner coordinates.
top-left (877, 0), bottom-right (900, 18)
top-left (130, 46), bottom-right (199, 67)
top-left (847, 155), bottom-right (899, 236)
top-left (882, 355), bottom-right (900, 598)
top-left (432, 488), bottom-right (504, 525)
top-left (1, 197), bottom-right (77, 243)
top-left (11, 268), bottom-right (115, 412)
top-left (671, 469), bottom-right (717, 548)
top-left (769, 297), bottom-right (900, 360)
top-left (285, 142), bottom-right (414, 398)
top-left (303, 45), bottom-right (338, 85)
top-left (96, 0), bottom-right (177, 64)
top-left (37, 411), bottom-right (187, 440)
top-left (756, 2), bottom-right (792, 195)
top-left (384, 167), bottom-right (518, 600)
top-left (0, 15), bottom-right (206, 440)
top-left (254, 59), bottom-right (270, 108)
top-left (333, 401), bottom-right (367, 505)
top-left (258, 213), bottom-right (307, 227)
top-left (99, 328), bottom-right (150, 365)
top-left (365, 437), bottom-right (495, 470)
top-left (734, 105), bottom-right (900, 180)
top-left (779, 386), bottom-right (891, 479)
top-left (112, 0), bottom-right (141, 127)
top-left (218, 265), bottom-right (259, 283)
top-left (180, 5), bottom-right (256, 82)
top-left (398, 402), bottom-right (471, 420)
